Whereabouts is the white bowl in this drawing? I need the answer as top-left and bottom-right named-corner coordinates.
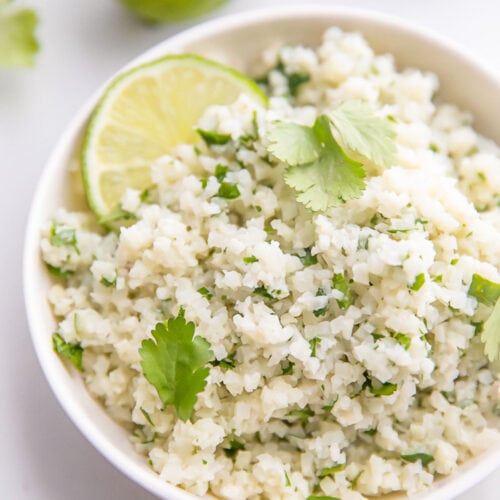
top-left (24, 5), bottom-right (500, 500)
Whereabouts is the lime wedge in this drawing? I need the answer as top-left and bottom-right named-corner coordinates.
top-left (82, 54), bottom-right (267, 223)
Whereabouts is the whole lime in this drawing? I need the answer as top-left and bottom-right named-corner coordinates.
top-left (119, 0), bottom-right (228, 22)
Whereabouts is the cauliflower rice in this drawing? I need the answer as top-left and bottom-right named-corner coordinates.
top-left (41, 28), bottom-right (500, 499)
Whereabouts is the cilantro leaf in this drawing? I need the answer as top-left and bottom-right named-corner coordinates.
top-left (401, 453), bottom-right (434, 466)
top-left (217, 182), bottom-right (240, 199)
top-left (267, 122), bottom-right (320, 166)
top-left (482, 298), bottom-right (500, 362)
top-left (197, 129), bottom-right (231, 146)
top-left (139, 312), bottom-right (213, 422)
top-left (0, 7), bottom-right (39, 67)
top-left (468, 274), bottom-right (500, 307)
top-left (52, 333), bottom-right (83, 371)
top-left (282, 115), bottom-right (366, 211)
top-left (331, 273), bottom-right (353, 310)
top-left (329, 100), bottom-right (396, 168)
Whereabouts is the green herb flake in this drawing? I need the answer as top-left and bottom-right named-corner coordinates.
top-left (287, 406), bottom-right (314, 426)
top-left (288, 72), bottom-right (310, 97)
top-left (371, 332), bottom-right (384, 340)
top-left (100, 276), bottom-right (116, 288)
top-left (197, 287), bottom-right (213, 300)
top-left (450, 258), bottom-right (459, 265)
top-left (214, 164), bottom-right (228, 181)
top-left (409, 273), bottom-right (425, 291)
top-left (254, 286), bottom-right (274, 300)
top-left (395, 333), bottom-right (411, 350)
top-left (200, 178), bottom-right (208, 189)
top-left (211, 352), bottom-right (236, 371)
top-left (319, 464), bottom-right (346, 478)
top-left (297, 247), bottom-right (318, 267)
top-left (367, 378), bottom-right (398, 397)
top-left (223, 438), bottom-right (245, 458)
top-left (139, 311), bottom-right (213, 422)
top-left (284, 470), bottom-right (291, 487)
top-left (243, 255), bottom-right (259, 263)
top-left (350, 470), bottom-right (364, 488)
top-left (309, 337), bottom-right (321, 357)
top-left (401, 453), bottom-right (434, 466)
top-left (468, 274), bottom-right (500, 307)
top-left (197, 129), bottom-right (231, 146)
top-left (140, 407), bottom-right (154, 427)
top-left (52, 333), bottom-right (83, 371)
top-left (429, 143), bottom-right (440, 153)
top-left (217, 182), bottom-right (240, 199)
top-left (332, 273), bottom-right (353, 310)
top-left (50, 223), bottom-right (79, 254)
top-left (364, 428), bottom-right (377, 436)
top-left (46, 263), bottom-right (73, 280)
top-left (281, 360), bottom-right (295, 375)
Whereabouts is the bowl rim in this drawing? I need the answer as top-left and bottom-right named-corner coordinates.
top-left (23, 4), bottom-right (500, 500)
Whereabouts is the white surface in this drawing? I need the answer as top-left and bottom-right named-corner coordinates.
top-left (1, 0), bottom-right (499, 498)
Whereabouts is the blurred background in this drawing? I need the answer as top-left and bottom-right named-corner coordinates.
top-left (1, 0), bottom-right (499, 498)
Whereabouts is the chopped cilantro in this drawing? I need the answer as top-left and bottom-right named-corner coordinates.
top-left (200, 178), bottom-right (208, 189)
top-left (214, 164), bottom-right (228, 181)
top-left (297, 247), bottom-right (318, 267)
top-left (364, 428), bottom-right (377, 436)
top-left (371, 332), bottom-right (384, 340)
top-left (284, 470), bottom-right (291, 487)
top-left (50, 223), bottom-right (79, 254)
top-left (197, 129), bottom-right (231, 146)
top-left (211, 352), bottom-right (236, 371)
top-left (365, 377), bottom-right (397, 397)
top-left (52, 333), bottom-right (83, 371)
top-left (401, 453), bottom-right (434, 466)
top-left (429, 143), bottom-right (440, 153)
top-left (332, 273), bottom-right (353, 310)
top-left (409, 273), bottom-right (425, 291)
top-left (197, 287), bottom-right (213, 300)
top-left (350, 470), bottom-right (364, 488)
top-left (313, 288), bottom-right (328, 317)
top-left (140, 407), bottom-right (154, 427)
top-left (139, 311), bottom-right (213, 422)
top-left (243, 255), bottom-right (259, 263)
top-left (450, 258), bottom-right (459, 265)
top-left (319, 464), bottom-right (346, 478)
top-left (254, 286), bottom-right (274, 300)
top-left (217, 182), bottom-right (240, 199)
top-left (309, 337), bottom-right (321, 357)
top-left (468, 274), bottom-right (500, 307)
top-left (395, 333), bottom-right (411, 350)
top-left (432, 275), bottom-right (443, 283)
top-left (223, 438), bottom-right (245, 458)
top-left (287, 406), bottom-right (314, 427)
top-left (100, 276), bottom-right (116, 288)
top-left (46, 263), bottom-right (73, 280)
top-left (287, 72), bottom-right (310, 97)
top-left (281, 359), bottom-right (295, 375)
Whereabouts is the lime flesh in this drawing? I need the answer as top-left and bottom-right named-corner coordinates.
top-left (82, 54), bottom-right (267, 223)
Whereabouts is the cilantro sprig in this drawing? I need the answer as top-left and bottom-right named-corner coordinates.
top-left (139, 311), bottom-right (213, 422)
top-left (0, 1), bottom-right (39, 68)
top-left (467, 274), bottom-right (500, 361)
top-left (267, 100), bottom-right (396, 211)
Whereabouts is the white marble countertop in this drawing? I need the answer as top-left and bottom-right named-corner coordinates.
top-left (1, 0), bottom-right (499, 498)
